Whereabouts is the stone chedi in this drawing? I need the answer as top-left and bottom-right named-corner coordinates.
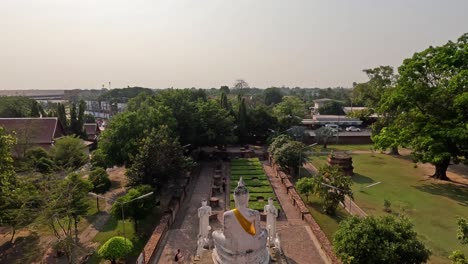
top-left (263, 197), bottom-right (278, 246)
top-left (212, 178), bottom-right (269, 264)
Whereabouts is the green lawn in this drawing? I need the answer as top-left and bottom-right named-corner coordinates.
top-left (310, 144), bottom-right (374, 153)
top-left (308, 152), bottom-right (468, 264)
top-left (89, 207), bottom-right (162, 264)
top-left (300, 194), bottom-right (348, 240)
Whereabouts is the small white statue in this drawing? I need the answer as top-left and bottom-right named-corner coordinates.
top-left (198, 199), bottom-right (212, 240)
top-left (264, 197), bottom-right (278, 245)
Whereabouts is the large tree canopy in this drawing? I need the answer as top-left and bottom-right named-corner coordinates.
top-left (379, 33), bottom-right (468, 180)
top-left (333, 216), bottom-right (431, 264)
top-left (272, 96), bottom-right (305, 129)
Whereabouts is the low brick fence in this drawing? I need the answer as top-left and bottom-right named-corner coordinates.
top-left (271, 162), bottom-right (341, 264)
top-left (138, 167), bottom-right (201, 264)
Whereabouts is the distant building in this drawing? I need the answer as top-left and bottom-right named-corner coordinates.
top-left (302, 115), bottom-right (363, 127)
top-left (0, 90), bottom-right (65, 100)
top-left (309, 98), bottom-right (336, 115)
top-left (0, 117), bottom-right (65, 157)
top-left (84, 123), bottom-right (101, 142)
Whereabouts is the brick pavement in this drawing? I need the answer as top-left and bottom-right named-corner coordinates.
top-left (156, 162), bottom-right (215, 264)
top-left (263, 162), bottom-right (328, 264)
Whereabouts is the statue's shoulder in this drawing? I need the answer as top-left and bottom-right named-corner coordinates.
top-left (223, 210), bottom-right (234, 218)
top-left (247, 209), bottom-right (260, 217)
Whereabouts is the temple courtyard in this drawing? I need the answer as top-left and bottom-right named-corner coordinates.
top-left (151, 161), bottom-right (327, 264)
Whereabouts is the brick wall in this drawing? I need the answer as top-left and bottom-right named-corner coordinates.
top-left (271, 160), bottom-right (341, 264)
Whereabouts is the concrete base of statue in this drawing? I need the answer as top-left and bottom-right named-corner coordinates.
top-left (212, 245), bottom-right (269, 264)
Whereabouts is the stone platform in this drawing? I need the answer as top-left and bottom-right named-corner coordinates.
top-left (195, 247), bottom-right (287, 264)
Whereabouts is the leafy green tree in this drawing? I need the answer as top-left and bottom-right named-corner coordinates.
top-left (194, 99), bottom-right (235, 146)
top-left (379, 33), bottom-right (468, 179)
top-left (273, 96), bottom-right (305, 129)
top-left (449, 217), bottom-right (468, 264)
top-left (30, 100), bottom-right (43, 117)
top-left (83, 113), bottom-right (95, 123)
top-left (99, 104), bottom-right (176, 166)
top-left (268, 134), bottom-right (292, 157)
top-left (156, 89), bottom-right (200, 145)
top-left (98, 236), bottom-right (133, 264)
top-left (77, 100), bottom-right (86, 136)
top-left (25, 147), bottom-right (55, 173)
top-left (111, 185), bottom-right (154, 232)
top-left (69, 102), bottom-right (79, 135)
top-left (41, 173), bottom-right (92, 262)
top-left (52, 136), bottom-right (88, 169)
top-left (91, 149), bottom-right (108, 169)
top-left (264, 87), bottom-right (283, 105)
top-left (318, 101), bottom-right (345, 115)
top-left (273, 140), bottom-right (307, 175)
top-left (0, 128), bottom-right (17, 225)
top-left (0, 96), bottom-right (36, 117)
top-left (316, 165), bottom-right (352, 215)
top-left (220, 92), bottom-right (230, 110)
top-left (237, 98), bottom-right (248, 142)
top-left (296, 177), bottom-right (316, 202)
top-left (248, 105), bottom-right (278, 142)
top-left (57, 103), bottom-right (68, 130)
top-left (220, 85), bottom-right (230, 94)
top-left (126, 126), bottom-right (193, 188)
top-left (314, 127), bottom-right (335, 149)
top-left (333, 216), bottom-right (431, 264)
top-left (62, 173), bottom-right (92, 241)
top-left (352, 66), bottom-right (400, 155)
top-left (88, 168), bottom-right (111, 211)
top-left (2, 180), bottom-right (39, 243)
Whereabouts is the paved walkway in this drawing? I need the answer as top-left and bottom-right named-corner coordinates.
top-left (157, 162), bottom-right (215, 264)
top-left (263, 162), bottom-right (327, 264)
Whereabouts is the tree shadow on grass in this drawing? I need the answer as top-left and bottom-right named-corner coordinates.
top-left (352, 173), bottom-right (374, 184)
top-left (413, 183), bottom-right (468, 206)
top-left (96, 216), bottom-right (118, 232)
top-left (0, 233), bottom-right (42, 263)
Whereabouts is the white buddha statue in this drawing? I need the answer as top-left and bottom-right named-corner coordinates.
top-left (212, 178), bottom-right (269, 264)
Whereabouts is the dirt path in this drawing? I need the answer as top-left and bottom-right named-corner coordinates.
top-left (78, 167), bottom-right (127, 248)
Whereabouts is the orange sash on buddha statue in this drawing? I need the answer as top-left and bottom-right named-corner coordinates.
top-left (233, 208), bottom-right (256, 236)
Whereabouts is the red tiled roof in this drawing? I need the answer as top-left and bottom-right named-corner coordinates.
top-left (84, 123), bottom-right (99, 135)
top-left (0, 118), bottom-right (65, 144)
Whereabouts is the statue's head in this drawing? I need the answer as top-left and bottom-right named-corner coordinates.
top-left (268, 197), bottom-right (273, 206)
top-left (202, 199), bottom-right (207, 207)
top-left (234, 177), bottom-right (249, 208)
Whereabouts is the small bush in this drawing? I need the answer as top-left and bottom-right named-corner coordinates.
top-left (383, 199), bottom-right (392, 213)
top-left (98, 236), bottom-right (133, 264)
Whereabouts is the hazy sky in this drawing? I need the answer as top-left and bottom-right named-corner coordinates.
top-left (1, 0), bottom-right (467, 90)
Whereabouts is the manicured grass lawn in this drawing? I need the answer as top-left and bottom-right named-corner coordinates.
top-left (308, 152), bottom-right (468, 264)
top-left (350, 154), bottom-right (468, 263)
top-left (307, 154), bottom-right (328, 169)
top-left (230, 158), bottom-right (280, 212)
top-left (300, 194), bottom-right (348, 240)
top-left (310, 144), bottom-right (374, 153)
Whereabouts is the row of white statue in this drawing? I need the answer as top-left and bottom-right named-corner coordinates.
top-left (197, 178), bottom-right (281, 264)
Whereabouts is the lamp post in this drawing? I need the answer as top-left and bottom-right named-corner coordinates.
top-left (298, 143), bottom-right (318, 178)
top-left (88, 191), bottom-right (153, 242)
